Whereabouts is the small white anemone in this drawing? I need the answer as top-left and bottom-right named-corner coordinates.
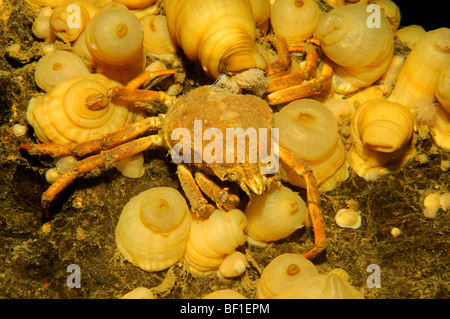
top-left (439, 193), bottom-right (450, 211)
top-left (423, 192), bottom-right (441, 219)
top-left (113, 152), bottom-right (145, 178)
top-left (440, 160), bottom-right (450, 172)
top-left (45, 168), bottom-right (60, 184)
top-left (335, 208), bottom-right (361, 229)
top-left (12, 124), bottom-right (27, 137)
top-left (391, 227), bottom-right (402, 237)
top-left (55, 155), bottom-right (77, 174)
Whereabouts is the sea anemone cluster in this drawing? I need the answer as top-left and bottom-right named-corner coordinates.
top-left (18, 0), bottom-right (449, 299)
top-left (422, 191), bottom-right (450, 219)
top-left (26, 0), bottom-right (181, 178)
top-left (257, 253), bottom-right (363, 298)
top-left (116, 185), bottom-right (364, 299)
top-left (25, 0), bottom-right (450, 182)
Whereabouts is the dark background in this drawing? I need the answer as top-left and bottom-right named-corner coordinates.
top-left (393, 0), bottom-right (448, 31)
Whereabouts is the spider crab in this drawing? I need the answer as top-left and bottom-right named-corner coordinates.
top-left (20, 36), bottom-right (331, 259)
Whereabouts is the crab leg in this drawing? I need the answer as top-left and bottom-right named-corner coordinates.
top-left (107, 70), bottom-right (178, 107)
top-left (40, 135), bottom-right (164, 218)
top-left (265, 57), bottom-right (333, 105)
top-left (177, 165), bottom-right (216, 217)
top-left (125, 70), bottom-right (178, 90)
top-left (265, 43), bottom-right (320, 93)
top-left (194, 172), bottom-right (240, 211)
top-left (20, 71), bottom-right (177, 157)
top-left (265, 35), bottom-right (292, 77)
top-left (20, 117), bottom-right (161, 158)
top-left (107, 88), bottom-right (177, 107)
top-left (278, 145), bottom-right (326, 259)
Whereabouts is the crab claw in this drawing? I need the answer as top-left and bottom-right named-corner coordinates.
top-left (245, 176), bottom-right (266, 195)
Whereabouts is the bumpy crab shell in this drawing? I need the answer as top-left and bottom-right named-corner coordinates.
top-left (162, 85), bottom-right (276, 195)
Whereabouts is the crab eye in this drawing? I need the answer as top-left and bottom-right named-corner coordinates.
top-left (222, 173), bottom-right (238, 182)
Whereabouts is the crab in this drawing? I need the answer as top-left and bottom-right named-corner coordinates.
top-left (20, 87), bottom-right (326, 259)
top-left (20, 36), bottom-right (330, 259)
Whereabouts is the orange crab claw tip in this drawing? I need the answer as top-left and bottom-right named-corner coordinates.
top-left (19, 144), bottom-right (31, 151)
